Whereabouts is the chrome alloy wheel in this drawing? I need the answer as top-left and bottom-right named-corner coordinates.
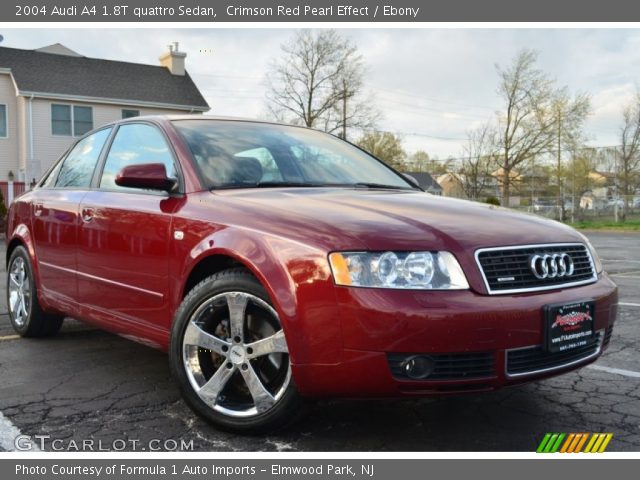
top-left (182, 292), bottom-right (291, 418)
top-left (8, 257), bottom-right (31, 327)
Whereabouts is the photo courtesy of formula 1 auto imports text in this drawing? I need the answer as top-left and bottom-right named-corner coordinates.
top-left (0, 0), bottom-right (638, 478)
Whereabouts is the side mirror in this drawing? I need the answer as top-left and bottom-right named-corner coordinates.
top-left (402, 173), bottom-right (420, 188)
top-left (115, 163), bottom-right (178, 193)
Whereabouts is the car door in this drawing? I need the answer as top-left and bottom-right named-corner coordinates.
top-left (77, 122), bottom-right (180, 331)
top-left (30, 127), bottom-right (112, 310)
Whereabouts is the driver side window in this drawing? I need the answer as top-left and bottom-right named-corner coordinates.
top-left (100, 123), bottom-right (177, 191)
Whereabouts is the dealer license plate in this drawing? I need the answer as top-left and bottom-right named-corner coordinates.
top-left (544, 301), bottom-right (595, 353)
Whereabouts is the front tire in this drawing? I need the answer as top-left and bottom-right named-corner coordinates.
top-left (7, 246), bottom-right (64, 337)
top-left (170, 268), bottom-right (304, 433)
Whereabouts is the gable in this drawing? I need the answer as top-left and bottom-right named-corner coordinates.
top-left (0, 46), bottom-right (209, 111)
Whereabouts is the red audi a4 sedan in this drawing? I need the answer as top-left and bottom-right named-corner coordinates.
top-left (6, 116), bottom-right (617, 432)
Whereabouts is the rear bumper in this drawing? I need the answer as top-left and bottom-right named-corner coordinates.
top-left (291, 274), bottom-right (618, 397)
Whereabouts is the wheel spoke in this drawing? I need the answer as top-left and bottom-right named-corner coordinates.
top-left (240, 363), bottom-right (276, 413)
top-left (226, 293), bottom-right (248, 340)
top-left (246, 330), bottom-right (288, 359)
top-left (183, 321), bottom-right (229, 355)
top-left (9, 274), bottom-right (21, 289)
top-left (19, 296), bottom-right (28, 319)
top-left (9, 293), bottom-right (20, 315)
top-left (197, 364), bottom-right (235, 407)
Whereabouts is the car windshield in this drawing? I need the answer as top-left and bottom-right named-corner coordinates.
top-left (172, 120), bottom-right (415, 190)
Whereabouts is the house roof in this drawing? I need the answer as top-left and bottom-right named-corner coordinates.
top-left (403, 171), bottom-right (443, 191)
top-left (0, 45), bottom-right (209, 111)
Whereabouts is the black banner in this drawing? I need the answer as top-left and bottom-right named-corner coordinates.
top-left (3, 459), bottom-right (640, 480)
top-left (4, 0), bottom-right (640, 22)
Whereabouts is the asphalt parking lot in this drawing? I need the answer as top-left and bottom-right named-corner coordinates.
top-left (0, 231), bottom-right (638, 452)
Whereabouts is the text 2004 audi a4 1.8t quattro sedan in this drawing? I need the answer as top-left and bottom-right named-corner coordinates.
top-left (6, 116), bottom-right (617, 432)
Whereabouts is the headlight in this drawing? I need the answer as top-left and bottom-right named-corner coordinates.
top-left (329, 251), bottom-right (469, 290)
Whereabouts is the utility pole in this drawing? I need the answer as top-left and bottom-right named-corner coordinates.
top-left (341, 79), bottom-right (348, 140)
top-left (557, 108), bottom-right (563, 222)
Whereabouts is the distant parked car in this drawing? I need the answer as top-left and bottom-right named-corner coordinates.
top-left (532, 199), bottom-right (555, 213)
top-left (606, 198), bottom-right (625, 209)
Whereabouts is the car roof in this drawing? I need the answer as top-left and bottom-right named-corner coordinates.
top-left (108, 114), bottom-right (309, 131)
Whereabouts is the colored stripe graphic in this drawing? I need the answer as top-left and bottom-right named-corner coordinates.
top-left (585, 433), bottom-right (613, 453)
top-left (560, 433), bottom-right (575, 453)
top-left (574, 433), bottom-right (589, 452)
top-left (537, 433), bottom-right (565, 453)
top-left (537, 433), bottom-right (552, 453)
top-left (538, 433), bottom-right (613, 453)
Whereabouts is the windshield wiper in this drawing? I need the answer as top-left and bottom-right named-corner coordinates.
top-left (252, 181), bottom-right (328, 188)
top-left (212, 181), bottom-right (328, 190)
top-left (212, 181), bottom-right (418, 190)
top-left (351, 182), bottom-right (417, 191)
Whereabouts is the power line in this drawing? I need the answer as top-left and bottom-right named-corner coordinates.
top-left (399, 144), bottom-right (624, 163)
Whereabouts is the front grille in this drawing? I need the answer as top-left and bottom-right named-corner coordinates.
top-left (476, 243), bottom-right (596, 294)
top-left (506, 332), bottom-right (601, 376)
top-left (388, 352), bottom-right (495, 380)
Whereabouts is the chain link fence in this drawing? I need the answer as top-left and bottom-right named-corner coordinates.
top-left (503, 195), bottom-right (640, 223)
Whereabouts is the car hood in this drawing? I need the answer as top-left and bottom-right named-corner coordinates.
top-left (211, 188), bottom-right (584, 252)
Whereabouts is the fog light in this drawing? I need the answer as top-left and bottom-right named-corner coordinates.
top-left (401, 355), bottom-right (435, 380)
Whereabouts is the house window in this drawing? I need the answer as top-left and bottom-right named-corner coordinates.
top-left (51, 104), bottom-right (94, 136)
top-left (122, 109), bottom-right (140, 119)
top-left (0, 104), bottom-right (7, 138)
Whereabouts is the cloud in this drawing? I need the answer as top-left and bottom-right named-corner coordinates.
top-left (2, 28), bottom-right (640, 157)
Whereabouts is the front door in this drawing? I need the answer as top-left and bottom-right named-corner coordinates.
top-left (77, 123), bottom-right (180, 332)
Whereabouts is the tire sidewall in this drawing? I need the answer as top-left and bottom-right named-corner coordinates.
top-left (169, 270), bottom-right (301, 433)
top-left (7, 246), bottom-right (35, 335)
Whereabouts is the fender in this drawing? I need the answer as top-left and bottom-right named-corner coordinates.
top-left (6, 223), bottom-right (53, 312)
top-left (171, 223), bottom-right (343, 366)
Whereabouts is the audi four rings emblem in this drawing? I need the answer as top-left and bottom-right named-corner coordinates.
top-left (529, 253), bottom-right (575, 279)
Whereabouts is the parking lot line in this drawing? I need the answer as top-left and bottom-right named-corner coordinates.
top-left (618, 302), bottom-right (640, 308)
top-left (588, 364), bottom-right (640, 379)
top-left (0, 335), bottom-right (20, 342)
top-left (610, 273), bottom-right (640, 279)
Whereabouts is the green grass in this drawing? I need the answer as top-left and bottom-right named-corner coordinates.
top-left (569, 219), bottom-right (640, 231)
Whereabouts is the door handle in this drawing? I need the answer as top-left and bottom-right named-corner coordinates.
top-left (81, 207), bottom-right (96, 223)
top-left (34, 203), bottom-right (44, 217)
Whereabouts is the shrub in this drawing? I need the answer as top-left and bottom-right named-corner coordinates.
top-left (0, 188), bottom-right (7, 219)
top-left (484, 196), bottom-right (501, 206)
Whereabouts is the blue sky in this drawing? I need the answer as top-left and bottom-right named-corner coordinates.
top-left (2, 28), bottom-right (639, 158)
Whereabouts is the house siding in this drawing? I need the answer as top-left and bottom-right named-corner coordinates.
top-left (27, 98), bottom-right (195, 181)
top-left (0, 73), bottom-right (19, 181)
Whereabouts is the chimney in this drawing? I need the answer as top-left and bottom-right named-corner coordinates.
top-left (159, 42), bottom-right (186, 76)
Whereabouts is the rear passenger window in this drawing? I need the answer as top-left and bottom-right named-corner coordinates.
top-left (55, 128), bottom-right (112, 188)
top-left (100, 123), bottom-right (177, 191)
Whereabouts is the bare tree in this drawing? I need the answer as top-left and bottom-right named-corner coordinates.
top-left (551, 89), bottom-right (591, 220)
top-left (407, 150), bottom-right (430, 172)
top-left (459, 123), bottom-right (498, 200)
top-left (618, 92), bottom-right (640, 220)
top-left (266, 30), bottom-right (378, 137)
top-left (328, 57), bottom-right (380, 140)
top-left (357, 131), bottom-right (406, 170)
top-left (495, 49), bottom-right (557, 205)
top-left (566, 147), bottom-right (599, 221)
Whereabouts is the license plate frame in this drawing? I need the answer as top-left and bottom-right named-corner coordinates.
top-left (544, 300), bottom-right (595, 353)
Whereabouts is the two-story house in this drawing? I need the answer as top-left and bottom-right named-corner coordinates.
top-left (0, 42), bottom-right (209, 195)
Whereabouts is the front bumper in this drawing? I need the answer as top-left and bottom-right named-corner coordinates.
top-left (291, 273), bottom-right (618, 397)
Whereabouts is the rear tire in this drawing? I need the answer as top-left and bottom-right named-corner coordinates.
top-left (170, 268), bottom-right (305, 433)
top-left (7, 246), bottom-right (64, 337)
